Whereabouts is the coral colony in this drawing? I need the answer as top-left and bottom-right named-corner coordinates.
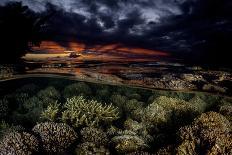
top-left (0, 80), bottom-right (231, 154)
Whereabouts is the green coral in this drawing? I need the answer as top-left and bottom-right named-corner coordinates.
top-left (32, 122), bottom-right (77, 153)
top-left (40, 101), bottom-right (60, 122)
top-left (177, 112), bottom-right (231, 155)
top-left (63, 82), bottom-right (92, 98)
top-left (0, 132), bottom-right (39, 155)
top-left (142, 96), bottom-right (199, 131)
top-left (61, 96), bottom-right (119, 127)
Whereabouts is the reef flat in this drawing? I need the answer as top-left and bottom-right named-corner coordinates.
top-left (0, 77), bottom-right (231, 154)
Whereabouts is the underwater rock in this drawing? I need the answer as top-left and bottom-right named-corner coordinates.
top-left (111, 130), bottom-right (148, 153)
top-left (32, 122), bottom-right (77, 153)
top-left (80, 127), bottom-right (109, 146)
top-left (177, 112), bottom-right (231, 154)
top-left (75, 142), bottom-right (110, 155)
top-left (63, 82), bottom-right (92, 98)
top-left (0, 132), bottom-right (39, 155)
top-left (61, 96), bottom-right (119, 127)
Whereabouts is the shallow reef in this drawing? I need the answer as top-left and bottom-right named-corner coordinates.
top-left (0, 78), bottom-right (231, 154)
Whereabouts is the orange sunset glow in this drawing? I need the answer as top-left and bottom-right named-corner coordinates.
top-left (32, 41), bottom-right (170, 57)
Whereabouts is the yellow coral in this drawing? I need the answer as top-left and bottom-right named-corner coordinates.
top-left (61, 96), bottom-right (119, 127)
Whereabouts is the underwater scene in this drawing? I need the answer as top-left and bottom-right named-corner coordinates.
top-left (0, 77), bottom-right (231, 155)
top-left (1, 1), bottom-right (232, 154)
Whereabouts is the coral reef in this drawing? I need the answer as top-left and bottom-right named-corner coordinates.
top-left (111, 130), bottom-right (148, 153)
top-left (40, 101), bottom-right (60, 122)
top-left (218, 100), bottom-right (232, 122)
top-left (110, 94), bottom-right (128, 110)
top-left (155, 145), bottom-right (176, 155)
top-left (12, 96), bottom-right (44, 124)
top-left (0, 132), bottom-right (39, 155)
top-left (142, 96), bottom-right (199, 131)
top-left (63, 82), bottom-right (92, 98)
top-left (61, 96), bottom-right (119, 127)
top-left (177, 112), bottom-right (232, 155)
top-left (0, 98), bottom-right (8, 119)
top-left (32, 122), bottom-right (77, 153)
top-left (80, 127), bottom-right (109, 146)
top-left (75, 142), bottom-right (110, 155)
top-left (37, 86), bottom-right (60, 106)
top-left (0, 121), bottom-right (25, 139)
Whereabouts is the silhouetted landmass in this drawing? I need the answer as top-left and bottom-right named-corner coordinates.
top-left (0, 2), bottom-right (50, 63)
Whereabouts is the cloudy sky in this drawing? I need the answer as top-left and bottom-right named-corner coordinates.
top-left (0, 0), bottom-right (232, 66)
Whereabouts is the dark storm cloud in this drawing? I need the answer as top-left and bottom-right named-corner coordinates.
top-left (0, 0), bottom-right (231, 66)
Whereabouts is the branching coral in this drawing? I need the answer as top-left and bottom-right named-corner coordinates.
top-left (111, 130), bottom-right (149, 153)
top-left (61, 96), bottom-right (119, 127)
top-left (0, 121), bottom-right (25, 139)
top-left (40, 101), bottom-right (60, 122)
top-left (0, 132), bottom-right (39, 155)
top-left (177, 112), bottom-right (231, 155)
top-left (80, 127), bottom-right (109, 146)
top-left (63, 82), bottom-right (92, 98)
top-left (32, 122), bottom-right (77, 153)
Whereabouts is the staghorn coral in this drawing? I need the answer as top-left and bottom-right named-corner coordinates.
top-left (111, 130), bottom-right (148, 153)
top-left (80, 127), bottom-right (109, 146)
top-left (61, 96), bottom-right (119, 127)
top-left (40, 101), bottom-right (60, 122)
top-left (32, 122), bottom-right (77, 153)
top-left (0, 98), bottom-right (8, 119)
top-left (75, 142), bottom-right (110, 155)
top-left (63, 82), bottom-right (92, 98)
top-left (177, 112), bottom-right (231, 155)
top-left (0, 132), bottom-right (39, 155)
